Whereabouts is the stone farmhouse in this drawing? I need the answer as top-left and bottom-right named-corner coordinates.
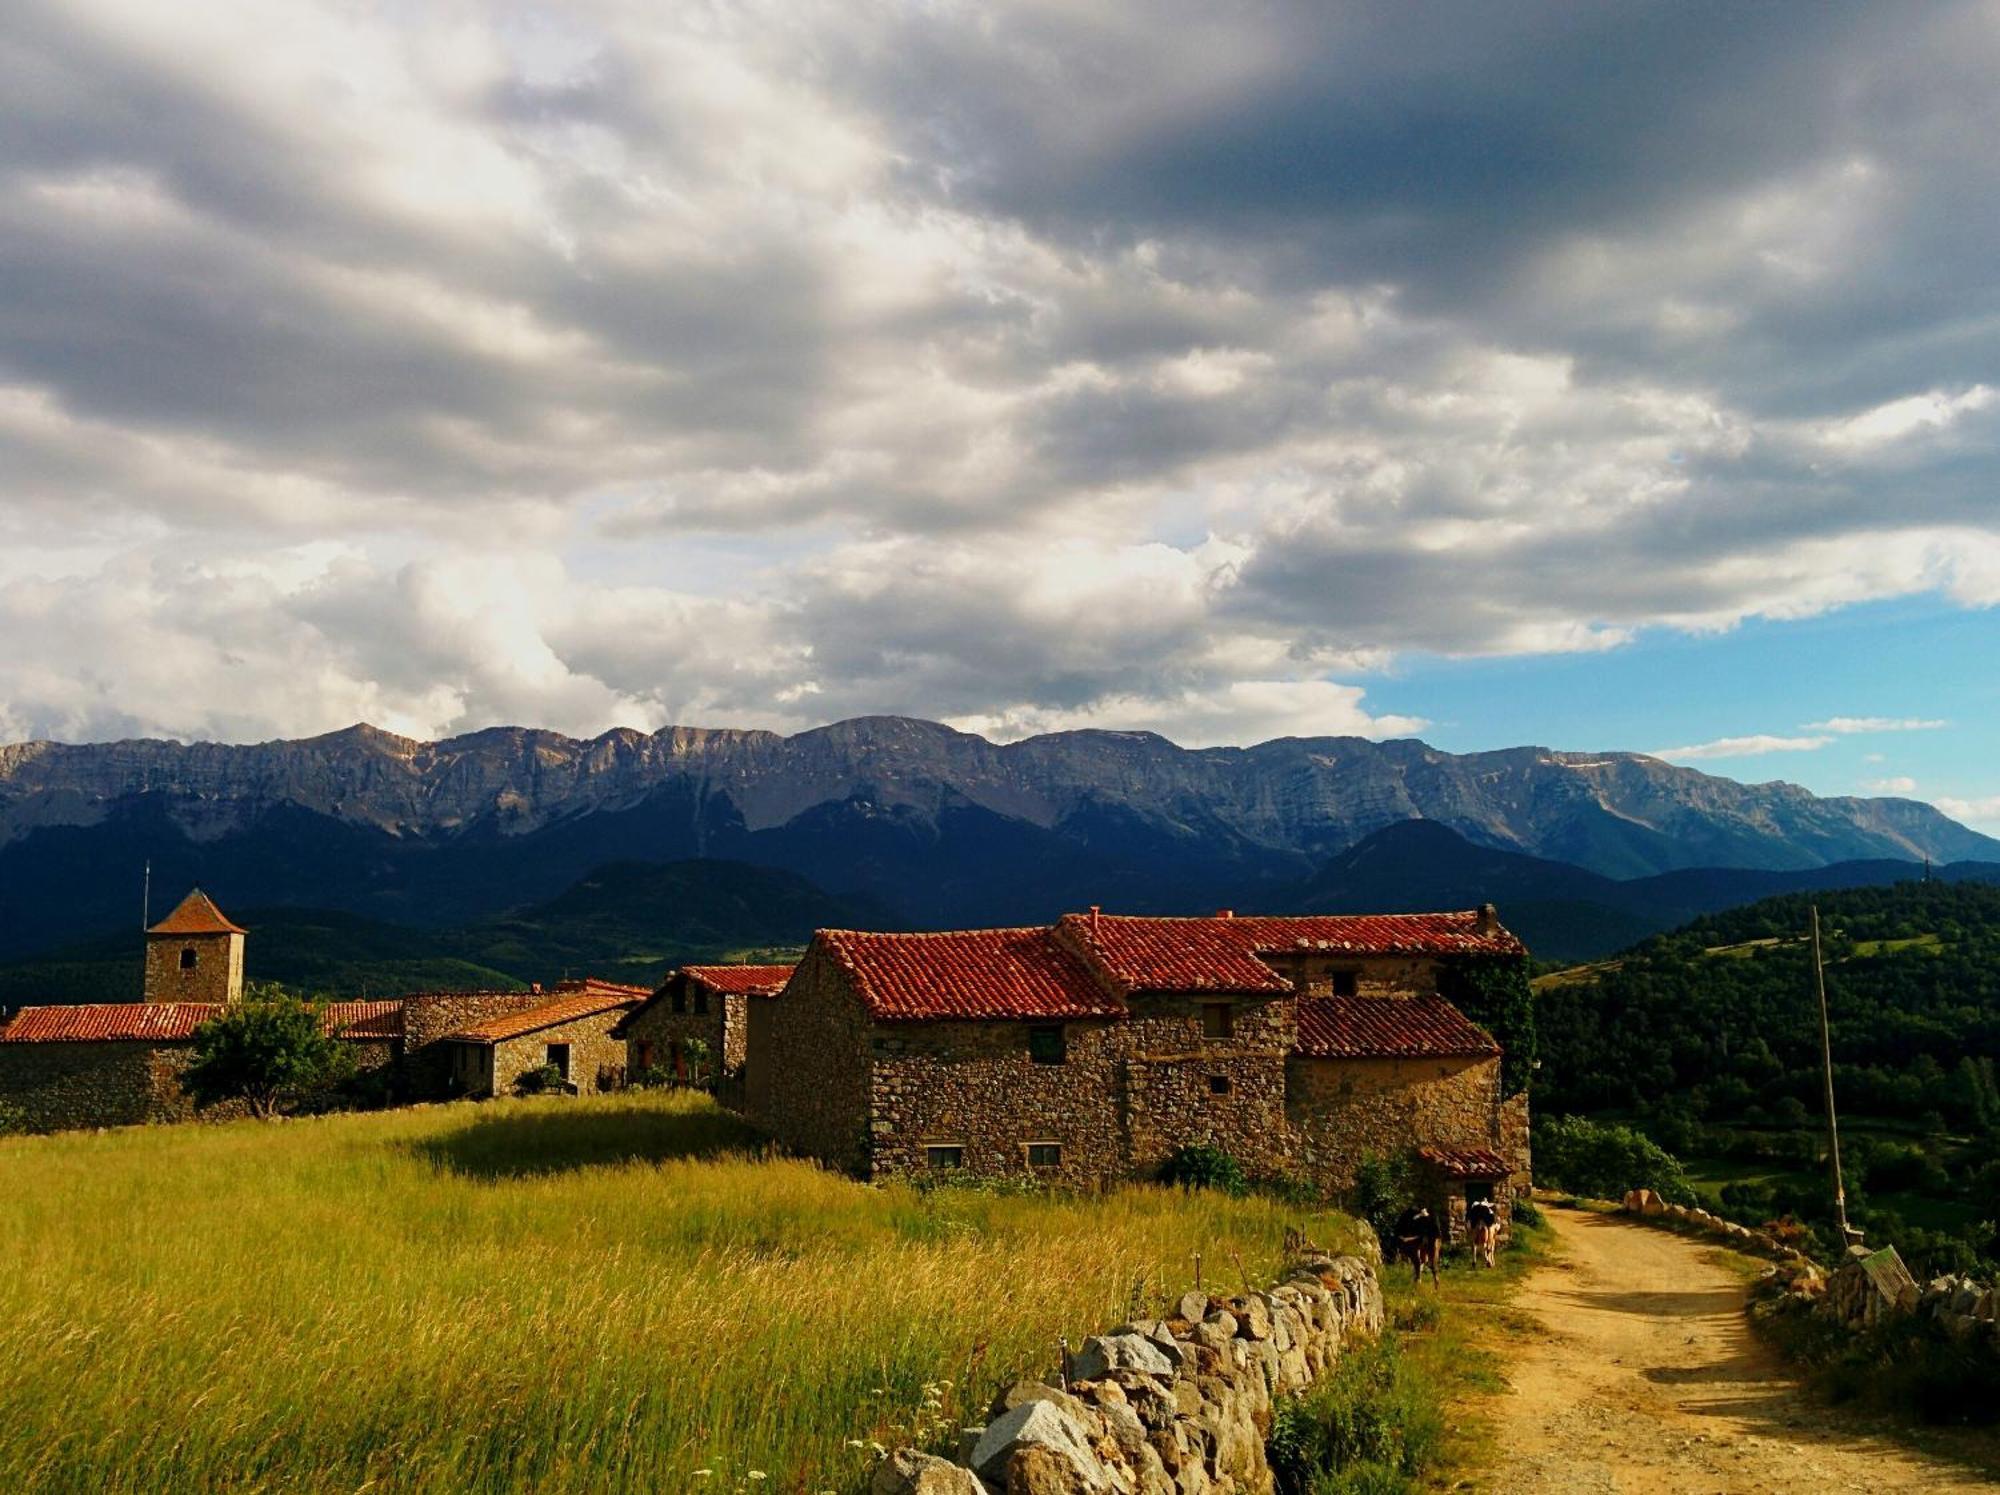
top-left (0, 889), bottom-right (645, 1129)
top-left (443, 983), bottom-right (647, 1098)
top-left (616, 963), bottom-right (795, 1085)
top-left (744, 908), bottom-right (1528, 1232)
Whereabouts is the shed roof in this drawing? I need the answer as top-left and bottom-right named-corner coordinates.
top-left (441, 987), bottom-right (642, 1044)
top-left (818, 927), bottom-right (1125, 1022)
top-left (1293, 994), bottom-right (1500, 1060)
top-left (1057, 911), bottom-right (1523, 994)
top-left (0, 999), bottom-right (405, 1044)
top-left (146, 889), bottom-right (247, 937)
top-left (1417, 1147), bottom-right (1513, 1179)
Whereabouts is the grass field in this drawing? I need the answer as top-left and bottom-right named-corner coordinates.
top-left (0, 1091), bottom-right (1367, 1495)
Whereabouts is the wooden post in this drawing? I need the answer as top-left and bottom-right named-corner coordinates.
top-left (1811, 906), bottom-right (1857, 1243)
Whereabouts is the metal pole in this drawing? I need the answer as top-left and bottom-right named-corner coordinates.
top-left (141, 860), bottom-right (151, 929)
top-left (1811, 906), bottom-right (1854, 1242)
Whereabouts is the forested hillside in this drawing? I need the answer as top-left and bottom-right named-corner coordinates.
top-left (1537, 881), bottom-right (2000, 1271)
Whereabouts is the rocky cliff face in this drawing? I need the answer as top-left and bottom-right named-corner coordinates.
top-left (1, 716), bottom-right (1991, 876)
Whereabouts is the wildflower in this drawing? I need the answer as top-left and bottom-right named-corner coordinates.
top-left (748, 1473), bottom-right (768, 1482)
top-left (845, 1440), bottom-right (866, 1450)
top-left (692, 1472), bottom-right (713, 1479)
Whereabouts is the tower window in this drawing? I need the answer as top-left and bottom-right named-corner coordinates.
top-left (1028, 1025), bottom-right (1066, 1064)
top-left (179, 947), bottom-right (198, 971)
top-left (1201, 1002), bottom-right (1233, 1039)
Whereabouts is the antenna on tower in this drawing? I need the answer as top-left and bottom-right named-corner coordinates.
top-left (142, 860), bottom-right (152, 930)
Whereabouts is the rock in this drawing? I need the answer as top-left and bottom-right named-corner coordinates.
top-left (872, 1450), bottom-right (986, 1495)
top-left (1232, 1296), bottom-right (1274, 1341)
top-left (1071, 1332), bottom-right (1176, 1382)
top-left (973, 1401), bottom-right (1111, 1491)
top-left (1642, 1194), bottom-right (1668, 1217)
top-left (991, 1381), bottom-right (1091, 1426)
top-left (1176, 1290), bottom-right (1211, 1323)
top-left (1007, 1444), bottom-right (1094, 1495)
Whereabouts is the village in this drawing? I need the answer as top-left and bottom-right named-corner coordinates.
top-left (0, 886), bottom-right (1532, 1239)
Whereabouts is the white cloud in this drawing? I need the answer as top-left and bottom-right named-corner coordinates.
top-left (1862, 776), bottom-right (1918, 795)
top-left (1935, 796), bottom-right (2000, 832)
top-left (1805, 716), bottom-right (1949, 734)
top-left (1648, 734), bottom-right (1833, 763)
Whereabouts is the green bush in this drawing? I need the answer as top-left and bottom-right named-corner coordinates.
top-left (1532, 1114), bottom-right (1696, 1204)
top-left (627, 1064), bottom-right (674, 1090)
top-left (184, 985), bottom-right (354, 1118)
top-left (1510, 1195), bottom-right (1544, 1229)
top-left (1268, 1337), bottom-right (1444, 1495)
top-left (514, 1063), bottom-right (568, 1097)
top-left (1347, 1151), bottom-right (1416, 1241)
top-left (1158, 1143), bottom-right (1250, 1196)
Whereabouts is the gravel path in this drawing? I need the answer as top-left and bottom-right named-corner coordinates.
top-left (1483, 1205), bottom-right (1994, 1493)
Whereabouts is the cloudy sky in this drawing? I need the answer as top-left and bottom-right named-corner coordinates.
top-left (2, 1), bottom-right (1997, 827)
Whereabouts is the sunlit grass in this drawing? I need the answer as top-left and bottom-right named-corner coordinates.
top-left (0, 1090), bottom-right (1362, 1494)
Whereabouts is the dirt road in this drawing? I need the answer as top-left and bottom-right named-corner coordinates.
top-left (1483, 1206), bottom-right (1994, 1492)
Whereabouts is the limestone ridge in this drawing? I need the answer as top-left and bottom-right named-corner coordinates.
top-left (0, 716), bottom-right (1990, 877)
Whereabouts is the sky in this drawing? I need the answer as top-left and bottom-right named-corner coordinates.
top-left (1, 1), bottom-right (1998, 831)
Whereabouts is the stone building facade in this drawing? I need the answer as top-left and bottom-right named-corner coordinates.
top-left (441, 982), bottom-right (646, 1098)
top-left (618, 964), bottom-right (794, 1084)
top-left (141, 890), bottom-right (246, 1004)
top-left (746, 909), bottom-right (1528, 1220)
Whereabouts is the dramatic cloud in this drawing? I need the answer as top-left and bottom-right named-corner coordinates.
top-left (3, 1), bottom-right (2000, 746)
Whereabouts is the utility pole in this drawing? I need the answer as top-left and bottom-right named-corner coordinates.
top-left (1811, 905), bottom-right (1859, 1245)
top-left (141, 860), bottom-right (151, 929)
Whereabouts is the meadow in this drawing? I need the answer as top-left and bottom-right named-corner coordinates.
top-left (0, 1090), bottom-right (1365, 1494)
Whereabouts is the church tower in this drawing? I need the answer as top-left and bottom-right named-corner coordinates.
top-left (143, 889), bottom-right (246, 1004)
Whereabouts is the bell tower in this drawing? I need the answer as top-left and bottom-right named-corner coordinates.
top-left (143, 889), bottom-right (246, 1004)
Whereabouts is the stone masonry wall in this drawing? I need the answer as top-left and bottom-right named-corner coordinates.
top-left (1260, 953), bottom-right (1442, 998)
top-left (876, 1251), bottom-right (1386, 1495)
top-left (0, 1043), bottom-right (168, 1130)
top-left (866, 993), bottom-right (1296, 1185)
top-left (142, 932), bottom-right (243, 1005)
top-left (402, 992), bottom-right (550, 1097)
top-left (487, 1009), bottom-right (632, 1097)
top-left (1283, 1053), bottom-right (1504, 1196)
top-left (745, 945), bottom-right (872, 1173)
top-left (623, 996), bottom-right (744, 1082)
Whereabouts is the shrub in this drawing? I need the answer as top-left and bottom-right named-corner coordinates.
top-left (0, 1100), bottom-right (27, 1136)
top-left (183, 985), bottom-right (354, 1118)
top-left (1532, 1114), bottom-right (1696, 1204)
top-left (514, 1063), bottom-right (568, 1097)
top-left (1269, 1337), bottom-right (1444, 1495)
top-left (628, 1064), bottom-right (674, 1090)
top-left (1510, 1195), bottom-right (1544, 1229)
top-left (1158, 1143), bottom-right (1249, 1196)
top-left (1347, 1151), bottom-right (1416, 1242)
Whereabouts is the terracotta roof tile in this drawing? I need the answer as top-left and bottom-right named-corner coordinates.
top-left (1293, 994), bottom-right (1499, 1059)
top-left (442, 988), bottom-right (642, 1044)
top-left (820, 928), bottom-right (1125, 1022)
top-left (681, 964), bottom-right (795, 997)
top-left (146, 889), bottom-right (246, 937)
top-left (0, 999), bottom-right (407, 1044)
top-left (1059, 911), bottom-right (1524, 993)
top-left (1417, 1146), bottom-right (1513, 1178)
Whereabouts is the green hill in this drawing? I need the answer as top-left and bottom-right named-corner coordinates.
top-left (1536, 879), bottom-right (2000, 1271)
top-left (0, 859), bottom-right (890, 1005)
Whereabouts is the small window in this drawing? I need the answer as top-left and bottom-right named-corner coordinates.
top-left (635, 1040), bottom-right (655, 1071)
top-left (1208, 1074), bottom-right (1231, 1095)
top-left (1202, 1002), bottom-right (1233, 1039)
top-left (693, 988), bottom-right (709, 1015)
top-left (1025, 1142), bottom-right (1063, 1169)
top-left (1028, 1025), bottom-right (1066, 1065)
top-left (1330, 969), bottom-right (1359, 997)
top-left (546, 1042), bottom-right (571, 1080)
top-left (670, 987), bottom-right (687, 1014)
top-left (179, 946), bottom-right (198, 970)
top-left (925, 1144), bottom-right (966, 1170)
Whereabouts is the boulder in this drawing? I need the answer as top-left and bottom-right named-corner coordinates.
top-left (973, 1401), bottom-right (1110, 1492)
top-left (991, 1381), bottom-right (1091, 1426)
top-left (1232, 1295), bottom-right (1274, 1341)
top-left (871, 1451), bottom-right (986, 1495)
top-left (1176, 1290), bottom-right (1211, 1324)
top-left (1071, 1332), bottom-right (1176, 1382)
top-left (1006, 1444), bottom-right (1093, 1495)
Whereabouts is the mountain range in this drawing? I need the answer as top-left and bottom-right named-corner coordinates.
top-left (0, 716), bottom-right (1992, 965)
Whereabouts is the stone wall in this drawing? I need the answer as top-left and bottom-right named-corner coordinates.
top-left (744, 946), bottom-right (872, 1171)
top-left (876, 1251), bottom-right (1385, 1495)
top-left (485, 1009), bottom-right (632, 1097)
top-left (1283, 1053), bottom-right (1504, 1195)
top-left (142, 931), bottom-right (243, 1005)
top-left (401, 992), bottom-right (549, 1096)
top-left (623, 996), bottom-right (746, 1082)
top-left (1260, 953), bottom-right (1442, 998)
top-left (0, 1042), bottom-right (169, 1129)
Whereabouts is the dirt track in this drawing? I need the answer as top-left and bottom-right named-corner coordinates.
top-left (1483, 1206), bottom-right (1994, 1492)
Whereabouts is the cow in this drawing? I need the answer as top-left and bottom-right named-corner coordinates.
top-left (1392, 1204), bottom-right (1443, 1287)
top-left (1466, 1197), bottom-right (1499, 1268)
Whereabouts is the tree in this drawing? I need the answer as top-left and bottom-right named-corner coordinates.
top-left (183, 984), bottom-right (353, 1118)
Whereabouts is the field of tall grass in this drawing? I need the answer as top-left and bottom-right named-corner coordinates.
top-left (0, 1090), bottom-right (1364, 1494)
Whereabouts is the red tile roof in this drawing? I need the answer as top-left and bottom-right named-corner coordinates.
top-left (0, 999), bottom-right (406, 1044)
top-left (146, 889), bottom-right (246, 937)
top-left (819, 928), bottom-right (1126, 1022)
top-left (442, 988), bottom-right (642, 1044)
top-left (1058, 910), bottom-right (1524, 994)
top-left (682, 964), bottom-right (795, 997)
top-left (1418, 1146), bottom-right (1513, 1178)
top-left (1293, 995), bottom-right (1499, 1059)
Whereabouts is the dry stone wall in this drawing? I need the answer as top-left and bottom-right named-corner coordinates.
top-left (1284, 1053), bottom-right (1503, 1195)
top-left (874, 1252), bottom-right (1385, 1495)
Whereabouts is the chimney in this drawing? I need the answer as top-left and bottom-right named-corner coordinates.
top-left (530, 981), bottom-right (542, 995)
top-left (1477, 903), bottom-right (1500, 936)
top-left (1214, 908), bottom-right (1235, 919)
top-left (1089, 904), bottom-right (1101, 935)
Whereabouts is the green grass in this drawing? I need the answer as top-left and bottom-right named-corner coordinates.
top-left (0, 1090), bottom-right (1365, 1495)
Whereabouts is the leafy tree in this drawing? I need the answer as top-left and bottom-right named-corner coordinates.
top-left (1533, 1115), bottom-right (1696, 1204)
top-left (184, 984), bottom-right (354, 1118)
top-left (1440, 955), bottom-right (1536, 1095)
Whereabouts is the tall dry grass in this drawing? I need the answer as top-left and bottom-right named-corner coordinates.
top-left (0, 1090), bottom-right (1359, 1494)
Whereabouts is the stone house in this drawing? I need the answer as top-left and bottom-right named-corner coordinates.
top-left (140, 889), bottom-right (247, 1004)
top-left (616, 963), bottom-right (795, 1084)
top-left (746, 908), bottom-right (1528, 1226)
top-left (441, 980), bottom-right (647, 1098)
